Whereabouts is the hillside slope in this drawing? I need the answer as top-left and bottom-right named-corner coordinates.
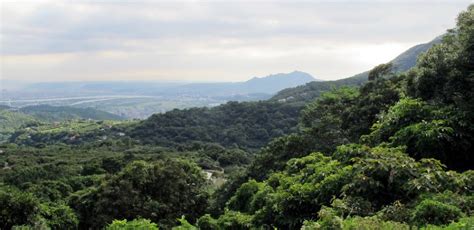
top-left (20, 105), bottom-right (125, 122)
top-left (0, 107), bottom-right (37, 142)
top-left (270, 36), bottom-right (442, 103)
top-left (130, 101), bottom-right (301, 150)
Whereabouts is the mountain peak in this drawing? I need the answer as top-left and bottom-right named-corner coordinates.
top-left (246, 71), bottom-right (316, 83)
top-left (241, 71), bottom-right (316, 94)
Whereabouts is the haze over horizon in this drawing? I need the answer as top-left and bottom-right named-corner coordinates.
top-left (1, 0), bottom-right (472, 83)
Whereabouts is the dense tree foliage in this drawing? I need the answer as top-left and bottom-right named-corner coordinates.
top-left (19, 105), bottom-right (124, 122)
top-left (70, 159), bottom-right (209, 229)
top-left (0, 4), bottom-right (473, 230)
top-left (206, 5), bottom-right (474, 229)
top-left (130, 101), bottom-right (301, 150)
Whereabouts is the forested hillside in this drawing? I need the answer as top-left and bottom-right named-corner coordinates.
top-left (130, 101), bottom-right (301, 150)
top-left (1, 105), bottom-right (124, 144)
top-left (0, 4), bottom-right (473, 230)
top-left (20, 105), bottom-right (124, 122)
top-left (0, 108), bottom-right (37, 142)
top-left (203, 6), bottom-right (474, 229)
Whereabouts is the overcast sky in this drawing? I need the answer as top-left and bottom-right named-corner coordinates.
top-left (0, 0), bottom-right (472, 82)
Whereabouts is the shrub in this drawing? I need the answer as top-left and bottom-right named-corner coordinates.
top-left (105, 218), bottom-right (158, 230)
top-left (316, 207), bottom-right (343, 230)
top-left (216, 211), bottom-right (253, 230)
top-left (197, 214), bottom-right (219, 230)
top-left (342, 216), bottom-right (410, 230)
top-left (412, 199), bottom-right (463, 226)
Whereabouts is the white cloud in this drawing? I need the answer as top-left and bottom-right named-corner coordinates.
top-left (0, 0), bottom-right (472, 82)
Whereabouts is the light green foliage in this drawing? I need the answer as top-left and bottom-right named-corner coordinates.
top-left (215, 211), bottom-right (253, 230)
top-left (366, 98), bottom-right (430, 143)
top-left (9, 119), bottom-right (135, 147)
top-left (106, 218), bottom-right (159, 230)
top-left (341, 216), bottom-right (409, 230)
top-left (300, 87), bottom-right (359, 153)
top-left (412, 199), bottom-right (463, 226)
top-left (301, 210), bottom-right (410, 230)
top-left (39, 202), bottom-right (78, 229)
top-left (1, 4), bottom-right (473, 230)
top-left (420, 216), bottom-right (474, 230)
top-left (172, 216), bottom-right (198, 230)
top-left (224, 144), bottom-right (473, 228)
top-left (197, 214), bottom-right (220, 230)
top-left (0, 108), bottom-right (37, 142)
top-left (315, 207), bottom-right (343, 230)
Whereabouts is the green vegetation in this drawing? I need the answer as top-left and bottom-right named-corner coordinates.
top-left (0, 108), bottom-right (37, 142)
top-left (0, 4), bottom-right (473, 230)
top-left (270, 35), bottom-right (440, 104)
top-left (130, 101), bottom-right (301, 150)
top-left (20, 105), bottom-right (124, 122)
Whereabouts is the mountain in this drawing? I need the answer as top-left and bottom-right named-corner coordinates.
top-left (164, 71), bottom-right (316, 98)
top-left (270, 36), bottom-right (442, 103)
top-left (19, 105), bottom-right (125, 122)
top-left (126, 37), bottom-right (443, 150)
top-left (17, 71), bottom-right (316, 99)
top-left (242, 71), bottom-right (317, 93)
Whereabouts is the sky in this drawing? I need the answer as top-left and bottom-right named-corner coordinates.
top-left (0, 0), bottom-right (472, 83)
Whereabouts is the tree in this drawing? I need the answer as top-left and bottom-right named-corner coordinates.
top-left (0, 188), bottom-right (41, 229)
top-left (72, 159), bottom-right (209, 229)
top-left (105, 218), bottom-right (159, 230)
top-left (368, 63), bottom-right (393, 81)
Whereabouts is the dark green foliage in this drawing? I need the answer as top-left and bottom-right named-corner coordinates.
top-left (0, 188), bottom-right (41, 229)
top-left (72, 159), bottom-right (209, 229)
top-left (25, 180), bottom-right (73, 202)
top-left (412, 199), bottom-right (463, 226)
top-left (130, 101), bottom-right (301, 150)
top-left (197, 214), bottom-right (219, 230)
top-left (0, 5), bottom-right (473, 230)
top-left (20, 104), bottom-right (124, 122)
top-left (368, 63), bottom-right (393, 81)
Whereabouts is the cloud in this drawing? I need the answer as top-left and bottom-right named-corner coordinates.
top-left (0, 0), bottom-right (472, 81)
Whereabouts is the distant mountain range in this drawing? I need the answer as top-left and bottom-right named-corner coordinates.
top-left (1, 36), bottom-right (439, 119)
top-left (1, 71), bottom-right (317, 118)
top-left (8, 71), bottom-right (317, 100)
top-left (167, 71), bottom-right (317, 97)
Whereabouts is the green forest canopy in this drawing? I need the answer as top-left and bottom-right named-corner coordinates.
top-left (0, 4), bottom-right (473, 230)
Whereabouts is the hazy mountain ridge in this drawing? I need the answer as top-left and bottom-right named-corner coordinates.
top-left (19, 104), bottom-right (125, 122)
top-left (271, 36), bottom-right (442, 103)
top-left (2, 71), bottom-right (316, 118)
top-left (124, 36), bottom-right (444, 149)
